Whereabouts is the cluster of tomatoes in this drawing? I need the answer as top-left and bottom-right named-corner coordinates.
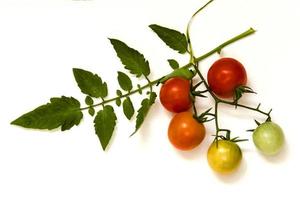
top-left (159, 58), bottom-right (284, 174)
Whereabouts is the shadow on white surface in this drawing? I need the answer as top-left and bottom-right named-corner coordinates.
top-left (174, 145), bottom-right (205, 160)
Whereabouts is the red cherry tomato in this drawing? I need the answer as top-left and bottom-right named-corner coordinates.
top-left (207, 58), bottom-right (247, 98)
top-left (168, 112), bottom-right (205, 151)
top-left (159, 77), bottom-right (192, 113)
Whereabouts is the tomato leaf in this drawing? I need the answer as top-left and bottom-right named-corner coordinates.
top-left (85, 96), bottom-right (94, 106)
top-left (94, 105), bottom-right (117, 151)
top-left (88, 107), bottom-right (95, 116)
top-left (167, 59), bottom-right (180, 69)
top-left (123, 97), bottom-right (135, 120)
top-left (131, 92), bottom-right (157, 136)
top-left (11, 96), bottom-right (83, 131)
top-left (73, 68), bottom-right (108, 98)
top-left (117, 71), bottom-right (133, 91)
top-left (116, 89), bottom-right (122, 96)
top-left (196, 108), bottom-right (214, 123)
top-left (109, 39), bottom-right (150, 77)
top-left (149, 24), bottom-right (188, 54)
top-left (159, 68), bottom-right (195, 83)
top-left (137, 84), bottom-right (143, 94)
top-left (115, 98), bottom-right (121, 107)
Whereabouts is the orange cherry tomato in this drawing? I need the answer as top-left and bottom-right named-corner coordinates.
top-left (168, 112), bottom-right (205, 151)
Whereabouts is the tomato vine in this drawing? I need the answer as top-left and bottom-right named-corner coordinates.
top-left (11, 0), bottom-right (283, 163)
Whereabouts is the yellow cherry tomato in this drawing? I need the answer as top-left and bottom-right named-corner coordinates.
top-left (207, 140), bottom-right (242, 174)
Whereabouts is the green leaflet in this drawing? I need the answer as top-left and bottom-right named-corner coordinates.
top-left (167, 59), bottom-right (180, 69)
top-left (159, 67), bottom-right (195, 83)
top-left (94, 105), bottom-right (117, 151)
top-left (73, 68), bottom-right (108, 98)
top-left (115, 90), bottom-right (123, 107)
top-left (149, 24), bottom-right (188, 54)
top-left (137, 84), bottom-right (142, 94)
top-left (88, 107), bottom-right (95, 116)
top-left (11, 96), bottom-right (83, 131)
top-left (123, 97), bottom-right (134, 120)
top-left (85, 96), bottom-right (94, 106)
top-left (117, 71), bottom-right (133, 91)
top-left (109, 38), bottom-right (150, 77)
top-left (131, 92), bottom-right (157, 136)
top-left (116, 99), bottom-right (121, 107)
top-left (116, 89), bottom-right (122, 96)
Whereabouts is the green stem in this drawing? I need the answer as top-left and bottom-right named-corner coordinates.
top-left (194, 28), bottom-right (256, 64)
top-left (80, 80), bottom-right (158, 111)
top-left (81, 28), bottom-right (255, 111)
top-left (219, 99), bottom-right (271, 117)
top-left (190, 28), bottom-right (271, 141)
top-left (186, 0), bottom-right (214, 63)
top-left (214, 101), bottom-right (219, 131)
top-left (190, 81), bottom-right (198, 116)
top-left (193, 61), bottom-right (270, 121)
top-left (145, 76), bottom-right (153, 93)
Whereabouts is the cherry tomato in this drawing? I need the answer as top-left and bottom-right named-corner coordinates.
top-left (160, 77), bottom-right (192, 113)
top-left (168, 112), bottom-right (205, 151)
top-left (207, 58), bottom-right (247, 98)
top-left (207, 140), bottom-right (242, 174)
top-left (253, 122), bottom-right (284, 155)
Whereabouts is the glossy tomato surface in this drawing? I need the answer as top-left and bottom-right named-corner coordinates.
top-left (168, 112), bottom-right (205, 151)
top-left (159, 77), bottom-right (192, 113)
top-left (253, 122), bottom-right (284, 155)
top-left (207, 140), bottom-right (242, 174)
top-left (207, 58), bottom-right (247, 98)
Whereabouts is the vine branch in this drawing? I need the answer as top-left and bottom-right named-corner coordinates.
top-left (81, 28), bottom-right (256, 111)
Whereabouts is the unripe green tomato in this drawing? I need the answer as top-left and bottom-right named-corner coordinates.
top-left (253, 122), bottom-right (284, 155)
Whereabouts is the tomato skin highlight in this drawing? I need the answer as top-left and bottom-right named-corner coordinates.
top-left (207, 140), bottom-right (242, 174)
top-left (207, 58), bottom-right (247, 98)
top-left (159, 77), bottom-right (192, 113)
top-left (253, 122), bottom-right (284, 155)
top-left (168, 112), bottom-right (205, 151)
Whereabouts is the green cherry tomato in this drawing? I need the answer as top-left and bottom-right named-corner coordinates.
top-left (207, 140), bottom-right (242, 174)
top-left (253, 122), bottom-right (284, 155)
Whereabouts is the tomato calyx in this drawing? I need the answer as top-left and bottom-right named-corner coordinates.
top-left (213, 129), bottom-right (248, 144)
top-left (190, 80), bottom-right (209, 98)
top-left (214, 135), bottom-right (248, 143)
top-left (193, 108), bottom-right (215, 123)
top-left (233, 85), bottom-right (256, 105)
top-left (247, 110), bottom-right (273, 132)
top-left (190, 90), bottom-right (208, 98)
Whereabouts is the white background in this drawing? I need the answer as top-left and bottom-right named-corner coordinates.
top-left (0, 0), bottom-right (299, 199)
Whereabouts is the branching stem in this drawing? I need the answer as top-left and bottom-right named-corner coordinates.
top-left (81, 28), bottom-right (255, 111)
